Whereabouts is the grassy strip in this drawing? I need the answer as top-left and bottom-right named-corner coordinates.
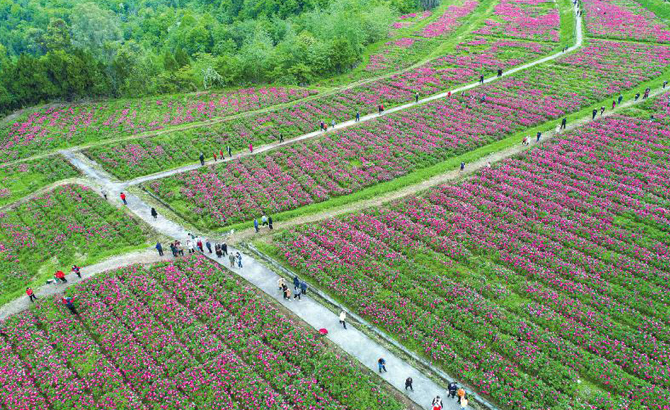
top-left (558, 0), bottom-right (577, 48)
top-left (632, 0), bottom-right (670, 19)
top-left (206, 71), bottom-right (670, 234)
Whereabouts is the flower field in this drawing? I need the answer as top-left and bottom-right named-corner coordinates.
top-left (583, 0), bottom-right (670, 43)
top-left (0, 155), bottom-right (79, 206)
top-left (365, 38), bottom-right (437, 74)
top-left (0, 184), bottom-right (150, 306)
top-left (475, 0), bottom-right (560, 42)
top-left (268, 112), bottom-right (670, 409)
top-left (140, 39), bottom-right (670, 229)
top-left (86, 37), bottom-right (555, 179)
top-left (0, 87), bottom-right (316, 162)
top-left (413, 0), bottom-right (480, 38)
top-left (0, 256), bottom-right (402, 409)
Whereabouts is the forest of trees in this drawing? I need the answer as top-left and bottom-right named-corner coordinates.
top-left (0, 0), bottom-right (426, 116)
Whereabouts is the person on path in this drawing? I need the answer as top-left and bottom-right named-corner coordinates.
top-left (460, 395), bottom-right (469, 409)
top-left (62, 296), bottom-right (77, 315)
top-left (170, 242), bottom-right (178, 257)
top-left (283, 285), bottom-right (292, 301)
top-left (432, 396), bottom-right (443, 410)
top-left (600, 106), bottom-right (605, 116)
top-left (279, 133), bottom-right (284, 143)
top-left (415, 92), bottom-right (419, 103)
top-left (151, 207), bottom-right (158, 219)
top-left (377, 358), bottom-right (387, 373)
top-left (215, 244), bottom-right (222, 258)
top-left (221, 242), bottom-right (228, 256)
top-left (479, 75), bottom-right (484, 84)
top-left (261, 214), bottom-right (268, 226)
top-left (199, 153), bottom-right (205, 166)
top-left (331, 119), bottom-right (336, 129)
top-left (355, 111), bottom-right (360, 122)
top-left (522, 136), bottom-right (528, 146)
top-left (635, 92), bottom-right (640, 101)
top-left (254, 218), bottom-right (259, 233)
top-left (536, 131), bottom-right (542, 142)
top-left (644, 87), bottom-right (650, 99)
top-left (592, 108), bottom-right (597, 119)
top-left (497, 68), bottom-right (502, 77)
top-left (324, 123), bottom-right (328, 132)
top-left (186, 239), bottom-right (195, 254)
top-left (228, 146), bottom-right (233, 158)
top-left (156, 242), bottom-right (164, 256)
top-left (205, 239), bottom-right (212, 254)
top-left (277, 277), bottom-right (287, 291)
top-left (268, 216), bottom-right (273, 230)
top-left (102, 190), bottom-right (108, 200)
top-left (55, 270), bottom-right (67, 283)
top-left (236, 252), bottom-right (243, 268)
top-left (293, 285), bottom-right (302, 300)
top-left (618, 95), bottom-right (623, 104)
top-left (460, 162), bottom-right (465, 172)
top-left (72, 265), bottom-right (82, 279)
top-left (448, 382), bottom-right (458, 399)
top-left (220, 149), bottom-right (224, 159)
top-left (612, 100), bottom-right (616, 110)
top-left (300, 280), bottom-right (308, 296)
top-left (560, 117), bottom-right (566, 130)
top-left (229, 252), bottom-right (236, 267)
top-left (320, 120), bottom-right (325, 131)
top-left (293, 275), bottom-right (300, 290)
top-left (457, 388), bottom-right (466, 403)
top-left (213, 153), bottom-right (217, 162)
top-left (447, 91), bottom-right (451, 98)
top-left (26, 287), bottom-right (37, 303)
top-left (120, 192), bottom-right (127, 205)
top-left (405, 377), bottom-right (413, 391)
top-left (339, 311), bottom-right (347, 329)
top-left (664, 80), bottom-right (668, 89)
top-left (196, 238), bottom-right (204, 253)
top-left (378, 104), bottom-right (382, 115)
top-left (176, 241), bottom-right (184, 256)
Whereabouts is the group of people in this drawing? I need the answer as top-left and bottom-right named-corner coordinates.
top-left (253, 214), bottom-right (274, 233)
top-left (277, 275), bottom-right (309, 301)
top-left (432, 382), bottom-right (468, 409)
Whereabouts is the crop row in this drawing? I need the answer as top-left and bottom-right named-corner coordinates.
top-left (583, 0), bottom-right (670, 43)
top-left (0, 256), bottom-right (402, 409)
top-left (142, 40), bottom-right (670, 229)
top-left (269, 112), bottom-right (670, 409)
top-left (475, 0), bottom-right (560, 42)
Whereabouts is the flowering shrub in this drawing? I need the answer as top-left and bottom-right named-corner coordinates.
top-left (414, 0), bottom-right (479, 38)
top-left (0, 87), bottom-right (316, 162)
top-left (0, 156), bottom-right (79, 206)
top-left (271, 114), bottom-right (670, 409)
top-left (389, 10), bottom-right (432, 35)
top-left (475, 0), bottom-right (560, 41)
top-left (0, 256), bottom-right (402, 409)
top-left (583, 0), bottom-right (670, 43)
top-left (142, 40), bottom-right (670, 229)
top-left (0, 184), bottom-right (149, 305)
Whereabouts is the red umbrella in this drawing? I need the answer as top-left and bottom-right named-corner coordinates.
top-left (318, 328), bottom-right (329, 336)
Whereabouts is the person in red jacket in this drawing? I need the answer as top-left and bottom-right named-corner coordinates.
top-left (55, 270), bottom-right (67, 283)
top-left (26, 287), bottom-right (37, 303)
top-left (62, 296), bottom-right (77, 315)
top-left (120, 192), bottom-right (127, 205)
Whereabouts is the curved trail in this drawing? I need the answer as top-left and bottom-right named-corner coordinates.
top-left (2, 6), bottom-right (586, 410)
top-left (117, 5), bottom-right (582, 188)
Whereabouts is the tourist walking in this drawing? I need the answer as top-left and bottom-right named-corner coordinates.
top-left (229, 252), bottom-right (236, 267)
top-left (55, 270), bottom-right (67, 283)
top-left (277, 277), bottom-right (287, 290)
top-left (331, 119), bottom-right (336, 129)
top-left (279, 133), bottom-right (284, 143)
top-left (215, 244), bottom-right (222, 258)
top-left (221, 242), bottom-right (228, 256)
top-left (600, 106), bottom-right (605, 115)
top-left (236, 252), bottom-right (243, 268)
top-left (300, 280), bottom-right (308, 296)
top-left (62, 296), bottom-right (77, 315)
top-left (293, 285), bottom-right (302, 300)
top-left (199, 153), bottom-right (205, 166)
top-left (151, 207), bottom-right (158, 219)
top-left (560, 117), bottom-right (566, 130)
top-left (170, 242), bottom-right (178, 257)
top-left (205, 239), bottom-right (212, 254)
top-left (293, 275), bottom-right (300, 290)
top-left (415, 92), bottom-right (419, 103)
top-left (432, 396), bottom-right (443, 410)
top-left (644, 87), bottom-right (650, 99)
top-left (120, 192), bottom-right (127, 205)
top-left (186, 239), bottom-right (195, 254)
top-left (405, 377), bottom-right (413, 391)
top-left (261, 214), bottom-right (268, 226)
top-left (228, 146), bottom-right (232, 158)
top-left (460, 162), bottom-right (465, 172)
top-left (196, 237), bottom-right (204, 252)
top-left (339, 310), bottom-right (347, 329)
top-left (664, 80), bottom-right (668, 88)
top-left (249, 143), bottom-right (253, 153)
top-left (320, 120), bottom-right (325, 131)
top-left (213, 152), bottom-right (217, 162)
top-left (479, 75), bottom-right (484, 84)
top-left (72, 265), bottom-right (81, 279)
top-left (457, 387), bottom-right (466, 403)
top-left (618, 95), bottom-right (623, 104)
top-left (268, 216), bottom-right (273, 230)
top-left (102, 190), bottom-right (108, 200)
top-left (612, 100), bottom-right (616, 109)
top-left (448, 381), bottom-right (458, 398)
top-left (635, 92), bottom-right (640, 101)
top-left (155, 242), bottom-right (164, 256)
top-left (283, 285), bottom-right (292, 301)
top-left (26, 287), bottom-right (37, 303)
top-left (497, 68), bottom-right (502, 77)
top-left (355, 111), bottom-right (360, 122)
top-left (536, 131), bottom-right (542, 142)
top-left (254, 218), bottom-right (259, 233)
top-left (460, 395), bottom-right (469, 409)
top-left (377, 358), bottom-right (387, 373)
top-left (592, 108), bottom-right (597, 119)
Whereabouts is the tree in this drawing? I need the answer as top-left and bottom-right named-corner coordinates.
top-left (44, 18), bottom-right (72, 52)
top-left (162, 50), bottom-right (179, 72)
top-left (175, 47), bottom-right (190, 67)
top-left (71, 2), bottom-right (122, 60)
top-left (328, 37), bottom-right (358, 74)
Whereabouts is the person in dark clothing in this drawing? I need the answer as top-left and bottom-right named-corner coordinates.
top-left (151, 208), bottom-right (158, 219)
top-left (300, 281), bottom-right (308, 295)
top-left (26, 287), bottom-right (37, 302)
top-left (405, 377), bottom-right (413, 391)
top-left (536, 131), bottom-right (542, 142)
top-left (560, 117), bottom-right (567, 130)
top-left (415, 92), bottom-right (419, 103)
top-left (460, 162), bottom-right (465, 172)
top-left (644, 87), bottom-right (650, 99)
top-left (156, 242), bottom-right (164, 256)
top-left (293, 276), bottom-right (300, 290)
top-left (199, 153), bottom-right (205, 166)
top-left (279, 133), bottom-right (284, 143)
top-left (268, 216), bottom-right (273, 230)
top-left (592, 108), bottom-right (597, 119)
top-left (170, 242), bottom-right (178, 257)
top-left (355, 111), bottom-right (360, 122)
top-left (293, 286), bottom-right (302, 300)
top-left (215, 244), bottom-right (222, 258)
top-left (664, 80), bottom-right (668, 89)
top-left (72, 265), bottom-right (81, 279)
top-left (281, 284), bottom-right (290, 300)
top-left (254, 218), bottom-right (259, 233)
top-left (600, 106), bottom-right (605, 115)
top-left (497, 68), bottom-right (502, 77)
top-left (448, 382), bottom-right (458, 399)
top-left (617, 95), bottom-right (623, 105)
top-left (228, 146), bottom-right (233, 158)
top-left (222, 243), bottom-right (228, 256)
top-left (479, 75), bottom-right (484, 84)
top-left (63, 296), bottom-right (77, 315)
top-left (205, 240), bottom-right (212, 254)
top-left (320, 120), bottom-right (325, 131)
top-left (635, 92), bottom-right (640, 101)
top-left (377, 358), bottom-right (387, 373)
top-left (612, 100), bottom-right (616, 110)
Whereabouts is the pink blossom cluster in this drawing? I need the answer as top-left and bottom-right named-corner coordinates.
top-left (475, 0), bottom-right (560, 41)
top-left (415, 0), bottom-right (479, 38)
top-left (1, 87), bottom-right (316, 162)
top-left (0, 256), bottom-right (401, 409)
top-left (365, 38), bottom-right (431, 73)
top-left (273, 114), bottom-right (670, 409)
top-left (583, 0), bottom-right (670, 43)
